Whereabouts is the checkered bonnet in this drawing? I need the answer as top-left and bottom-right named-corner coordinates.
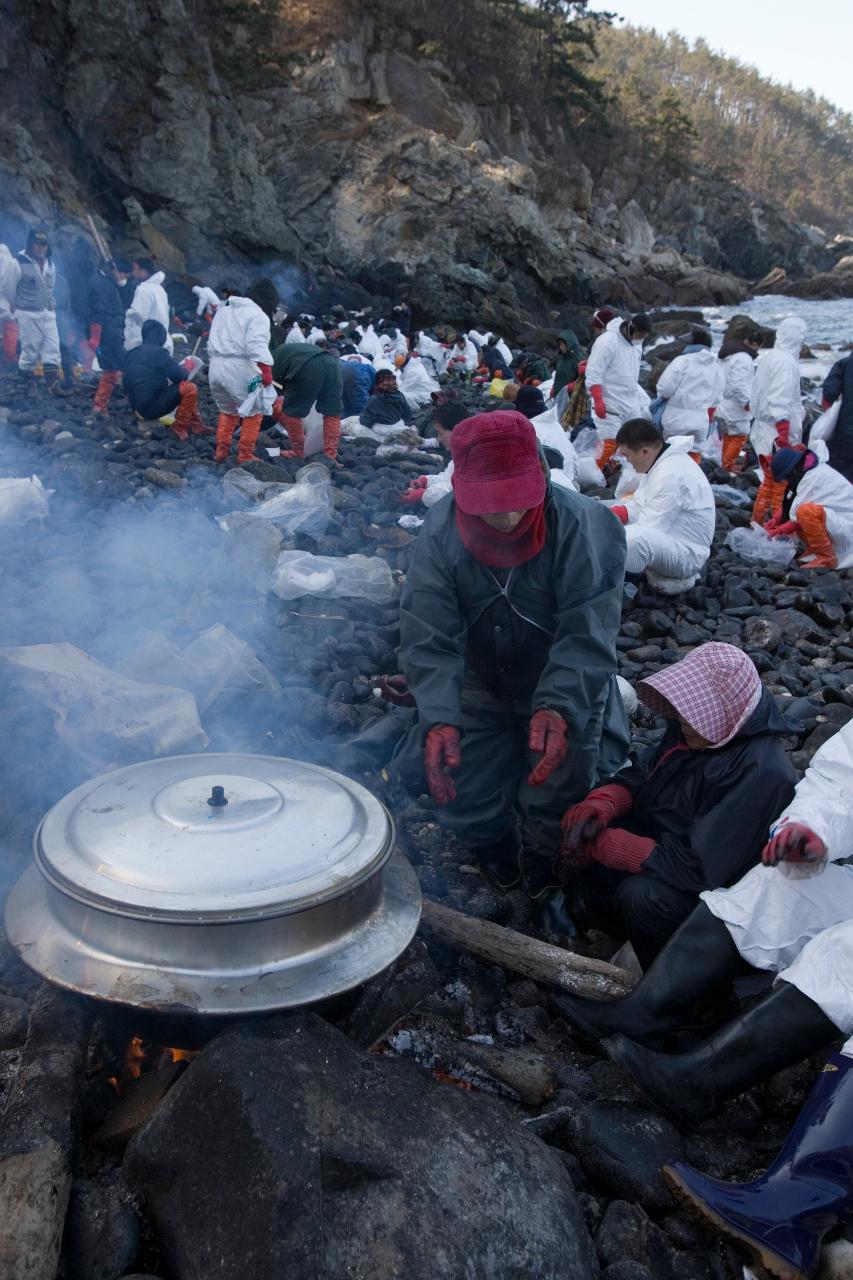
top-left (636, 643), bottom-right (762, 748)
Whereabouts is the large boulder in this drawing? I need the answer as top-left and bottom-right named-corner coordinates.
top-left (124, 1012), bottom-right (599, 1280)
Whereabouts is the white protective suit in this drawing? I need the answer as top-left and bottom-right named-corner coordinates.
top-left (790, 454), bottom-right (853, 569)
top-left (397, 355), bottom-right (439, 411)
top-left (384, 329), bottom-right (409, 360)
top-left (447, 338), bottom-right (479, 373)
top-left (358, 325), bottom-right (385, 362)
top-left (125, 272), bottom-right (173, 354)
top-left (415, 332), bottom-right (450, 376)
top-left (285, 322), bottom-right (305, 344)
top-left (584, 317), bottom-right (645, 440)
top-left (717, 350), bottom-right (755, 435)
top-left (207, 296), bottom-right (273, 416)
top-left (750, 316), bottom-right (807, 458)
top-left (702, 719), bottom-right (853, 1054)
top-left (657, 348), bottom-right (725, 449)
top-left (0, 244), bottom-right (17, 323)
top-left (191, 285), bottom-right (220, 317)
top-left (620, 436), bottom-right (716, 587)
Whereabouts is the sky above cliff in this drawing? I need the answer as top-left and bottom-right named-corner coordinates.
top-left (610, 0), bottom-right (853, 115)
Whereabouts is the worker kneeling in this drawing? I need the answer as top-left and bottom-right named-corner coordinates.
top-left (122, 320), bottom-right (210, 439)
top-left (767, 446), bottom-right (853, 570)
top-left (393, 411), bottom-right (628, 944)
top-left (611, 419), bottom-right (715, 594)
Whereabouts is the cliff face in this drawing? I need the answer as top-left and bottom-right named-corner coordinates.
top-left (0, 0), bottom-right (831, 331)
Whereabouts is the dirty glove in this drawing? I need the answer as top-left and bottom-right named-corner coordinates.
top-left (610, 505), bottom-right (629, 525)
top-left (707, 407), bottom-right (716, 424)
top-left (588, 827), bottom-right (656, 874)
top-left (259, 363), bottom-right (273, 387)
top-left (774, 419), bottom-right (791, 448)
top-left (527, 709), bottom-right (568, 787)
top-left (762, 822), bottom-right (826, 868)
top-left (424, 725), bottom-right (462, 807)
top-left (378, 674), bottom-right (416, 708)
top-left (401, 476), bottom-right (428, 504)
top-left (589, 384), bottom-right (607, 419)
top-left (821, 398), bottom-right (832, 411)
top-left (87, 323), bottom-right (102, 352)
top-left (768, 519), bottom-right (800, 539)
top-left (553, 784), bottom-right (633, 880)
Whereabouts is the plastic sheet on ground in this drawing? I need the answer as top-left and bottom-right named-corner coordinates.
top-left (218, 463), bottom-right (331, 536)
top-left (119, 625), bottom-right (281, 714)
top-left (272, 551), bottom-right (395, 602)
top-left (725, 523), bottom-right (799, 565)
top-left (0, 475), bottom-right (51, 524)
top-left (0, 642), bottom-right (207, 767)
top-left (711, 484), bottom-right (752, 507)
top-left (222, 467), bottom-right (291, 506)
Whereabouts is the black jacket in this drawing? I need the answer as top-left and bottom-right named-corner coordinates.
top-left (823, 355), bottom-right (853, 482)
top-left (123, 341), bottom-right (187, 418)
top-left (87, 269), bottom-right (126, 348)
top-left (359, 391), bottom-right (413, 428)
top-left (611, 689), bottom-right (796, 894)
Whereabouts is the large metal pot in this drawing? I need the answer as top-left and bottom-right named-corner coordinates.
top-left (4, 753), bottom-right (421, 1022)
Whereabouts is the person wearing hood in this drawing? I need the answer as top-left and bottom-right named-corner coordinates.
top-left (122, 320), bottom-right (211, 439)
top-left (392, 302), bottom-right (411, 337)
top-left (552, 718), bottom-right (853, 1193)
top-left (124, 258), bottom-right (173, 355)
top-left (191, 284), bottom-right (220, 322)
top-left (514, 384), bottom-right (547, 420)
top-left (340, 347), bottom-right (376, 416)
top-left (766, 446), bottom-right (853, 570)
top-left (821, 352), bottom-right (853, 483)
top-left (750, 315), bottom-right (807, 523)
top-left (591, 306), bottom-right (619, 340)
top-left (447, 333), bottom-right (480, 376)
top-left (611, 419), bottom-right (716, 593)
top-left (11, 229), bottom-right (63, 390)
top-left (270, 339), bottom-right (344, 461)
top-left (208, 278), bottom-right (277, 464)
top-left (513, 350), bottom-right (551, 386)
top-left (584, 313), bottom-right (653, 469)
top-left (87, 259), bottom-right (128, 417)
top-left (478, 338), bottom-right (509, 380)
top-left (0, 243), bottom-right (19, 363)
top-left (394, 411), bottom-right (628, 944)
top-left (555, 643), bottom-right (796, 969)
top-left (358, 368), bottom-right (413, 430)
top-left (716, 316), bottom-right (760, 472)
top-left (655, 327), bottom-right (724, 457)
top-left (552, 329), bottom-right (583, 397)
top-left (394, 351), bottom-right (439, 411)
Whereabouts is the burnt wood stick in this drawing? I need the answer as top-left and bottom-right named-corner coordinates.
top-left (420, 899), bottom-right (635, 1001)
top-left (390, 1026), bottom-right (556, 1106)
top-left (0, 985), bottom-right (93, 1280)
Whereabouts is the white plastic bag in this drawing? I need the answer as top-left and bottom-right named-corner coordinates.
top-left (809, 399), bottom-right (841, 444)
top-left (222, 467), bottom-right (291, 506)
top-left (0, 475), bottom-right (51, 524)
top-left (725, 522), bottom-right (798, 565)
top-left (573, 427), bottom-right (606, 489)
top-left (178, 624), bottom-right (281, 711)
top-left (272, 551), bottom-right (395, 602)
top-left (237, 382), bottom-right (278, 418)
top-left (220, 463), bottom-right (332, 536)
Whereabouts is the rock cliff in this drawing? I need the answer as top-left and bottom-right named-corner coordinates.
top-left (0, 0), bottom-right (832, 331)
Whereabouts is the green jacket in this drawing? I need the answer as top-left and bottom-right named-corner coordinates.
top-left (552, 329), bottom-right (583, 396)
top-left (272, 341), bottom-right (329, 384)
top-left (400, 484), bottom-right (627, 744)
top-left (271, 342), bottom-right (343, 417)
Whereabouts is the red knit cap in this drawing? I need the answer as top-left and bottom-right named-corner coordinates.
top-left (450, 411), bottom-right (546, 515)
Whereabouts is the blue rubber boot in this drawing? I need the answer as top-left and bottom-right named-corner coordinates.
top-left (662, 1052), bottom-right (853, 1280)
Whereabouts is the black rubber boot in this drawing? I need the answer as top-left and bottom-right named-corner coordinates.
top-left (551, 904), bottom-right (746, 1048)
top-left (605, 981), bottom-right (840, 1130)
top-left (529, 886), bottom-right (577, 944)
top-left (474, 828), bottom-right (523, 891)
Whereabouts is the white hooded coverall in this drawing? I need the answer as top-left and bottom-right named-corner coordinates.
top-left (192, 285), bottom-right (220, 316)
top-left (717, 350), bottom-right (755, 435)
top-left (0, 244), bottom-right (17, 325)
top-left (584, 316), bottom-right (645, 440)
top-left (790, 454), bottom-right (853, 569)
top-left (657, 348), bottom-right (725, 449)
top-left (447, 338), bottom-right (479, 373)
top-left (750, 316), bottom-right (807, 458)
top-left (397, 356), bottom-right (439, 411)
top-left (207, 296), bottom-right (273, 416)
top-left (125, 272), bottom-right (173, 354)
top-left (702, 719), bottom-right (853, 1055)
top-left (619, 437), bottom-right (716, 585)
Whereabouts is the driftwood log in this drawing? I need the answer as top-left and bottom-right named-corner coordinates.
top-left (420, 899), bottom-right (635, 1001)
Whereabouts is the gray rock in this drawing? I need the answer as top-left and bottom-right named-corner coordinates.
top-left (596, 1200), bottom-right (675, 1275)
top-left (742, 616), bottom-right (782, 652)
top-left (63, 1177), bottom-right (141, 1280)
top-left (0, 993), bottom-right (28, 1049)
top-left (566, 1101), bottom-right (684, 1213)
top-left (124, 1013), bottom-right (598, 1280)
top-left (603, 1264), bottom-right (655, 1280)
top-left (142, 468), bottom-right (185, 489)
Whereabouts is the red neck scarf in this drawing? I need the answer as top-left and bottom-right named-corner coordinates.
top-left (455, 504), bottom-right (546, 567)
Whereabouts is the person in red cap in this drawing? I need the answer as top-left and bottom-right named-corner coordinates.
top-left (394, 410), bottom-right (628, 943)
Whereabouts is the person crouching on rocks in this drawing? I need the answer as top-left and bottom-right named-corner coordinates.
top-left (359, 368), bottom-right (414, 431)
top-left (554, 643), bottom-right (796, 970)
top-left (122, 320), bottom-right (211, 440)
top-left (392, 410), bottom-right (628, 945)
top-left (208, 278), bottom-right (277, 464)
top-left (766, 445), bottom-right (853, 570)
top-left (270, 338), bottom-right (344, 462)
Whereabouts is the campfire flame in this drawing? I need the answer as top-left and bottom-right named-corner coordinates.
top-left (107, 1035), bottom-right (199, 1093)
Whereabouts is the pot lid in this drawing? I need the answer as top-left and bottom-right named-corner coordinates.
top-left (34, 753), bottom-right (395, 923)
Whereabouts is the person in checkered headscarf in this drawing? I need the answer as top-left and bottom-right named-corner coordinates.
top-left (554, 643), bottom-right (796, 969)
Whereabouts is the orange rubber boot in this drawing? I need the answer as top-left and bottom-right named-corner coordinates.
top-left (797, 502), bottom-right (837, 569)
top-left (598, 438), bottom-right (619, 470)
top-left (323, 414), bottom-right (341, 462)
top-left (688, 451), bottom-right (702, 465)
top-left (752, 476), bottom-right (787, 525)
top-left (721, 434), bottom-right (747, 472)
top-left (280, 413), bottom-right (305, 459)
top-left (2, 319), bottom-right (18, 362)
top-left (215, 412), bottom-right (239, 462)
top-left (93, 369), bottom-right (121, 415)
top-left (172, 380), bottom-right (200, 440)
top-left (237, 413), bottom-right (263, 463)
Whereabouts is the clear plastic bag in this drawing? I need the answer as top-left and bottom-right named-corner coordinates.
top-left (220, 463), bottom-right (332, 536)
top-left (237, 381), bottom-right (278, 418)
top-left (725, 523), bottom-right (798, 565)
top-left (272, 551), bottom-right (395, 602)
top-left (809, 399), bottom-right (841, 444)
top-left (0, 475), bottom-right (51, 523)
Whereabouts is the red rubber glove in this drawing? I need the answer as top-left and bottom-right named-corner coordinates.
top-left (554, 783), bottom-right (633, 879)
top-left (527, 709), bottom-right (568, 787)
top-left (589, 384), bottom-right (607, 419)
top-left (589, 827), bottom-right (656, 873)
top-left (762, 822), bottom-right (826, 868)
top-left (424, 725), bottom-right (462, 806)
top-left (768, 519), bottom-right (801, 539)
top-left (401, 476), bottom-right (428, 504)
top-left (707, 407), bottom-right (716, 424)
top-left (182, 357), bottom-right (195, 373)
top-left (821, 399), bottom-right (832, 411)
top-left (611, 505), bottom-right (629, 525)
top-left (775, 419), bottom-right (791, 447)
top-left (87, 323), bottom-right (102, 352)
top-left (259, 363), bottom-right (273, 387)
top-left (378, 675), bottom-right (416, 708)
